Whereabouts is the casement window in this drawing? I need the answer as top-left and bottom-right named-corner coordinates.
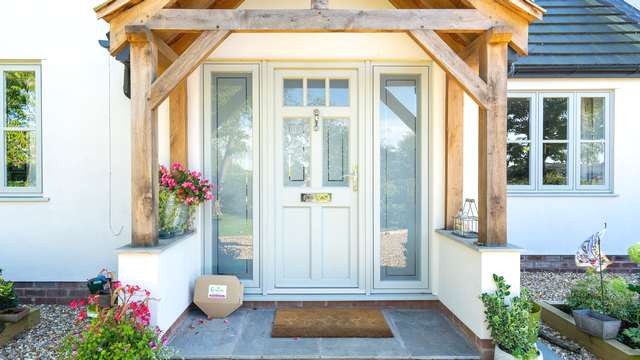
top-left (0, 65), bottom-right (42, 195)
top-left (507, 91), bottom-right (612, 193)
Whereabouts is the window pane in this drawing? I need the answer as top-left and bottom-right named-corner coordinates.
top-left (5, 71), bottom-right (36, 128)
top-left (581, 97), bottom-right (605, 140)
top-left (580, 142), bottom-right (605, 185)
top-left (543, 143), bottom-right (568, 185)
top-left (380, 75), bottom-right (420, 281)
top-left (330, 79), bottom-right (349, 106)
top-left (324, 118), bottom-right (349, 186)
top-left (212, 75), bottom-right (254, 280)
top-left (543, 97), bottom-right (568, 140)
top-left (507, 143), bottom-right (530, 185)
top-left (283, 118), bottom-right (310, 186)
top-left (5, 130), bottom-right (36, 187)
top-left (307, 79), bottom-right (326, 106)
top-left (507, 97), bottom-right (530, 141)
top-left (283, 79), bottom-right (303, 106)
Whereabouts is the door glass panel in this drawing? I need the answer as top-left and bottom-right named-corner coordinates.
top-left (5, 130), bottom-right (36, 187)
top-left (543, 143), bottom-right (568, 185)
top-left (580, 142), bottom-right (605, 185)
top-left (323, 118), bottom-right (349, 187)
top-left (330, 79), bottom-right (349, 107)
top-left (211, 74), bottom-right (254, 280)
top-left (283, 79), bottom-right (303, 106)
top-left (581, 97), bottom-right (605, 140)
top-left (283, 118), bottom-right (311, 186)
top-left (379, 75), bottom-right (420, 281)
top-left (307, 79), bottom-right (326, 106)
top-left (5, 71), bottom-right (36, 128)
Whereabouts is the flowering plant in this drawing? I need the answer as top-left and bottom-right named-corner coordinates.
top-left (160, 163), bottom-right (214, 206)
top-left (59, 285), bottom-right (171, 359)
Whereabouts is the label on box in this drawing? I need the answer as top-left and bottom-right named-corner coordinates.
top-left (208, 284), bottom-right (227, 299)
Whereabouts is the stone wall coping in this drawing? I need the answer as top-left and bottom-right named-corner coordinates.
top-left (115, 231), bottom-right (196, 255)
top-left (436, 229), bottom-right (525, 253)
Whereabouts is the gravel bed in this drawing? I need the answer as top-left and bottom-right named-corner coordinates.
top-left (523, 271), bottom-right (638, 360)
top-left (0, 305), bottom-right (80, 360)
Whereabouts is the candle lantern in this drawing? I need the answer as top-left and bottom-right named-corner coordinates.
top-left (453, 198), bottom-right (479, 238)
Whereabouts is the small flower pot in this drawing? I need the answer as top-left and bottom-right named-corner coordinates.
top-left (529, 303), bottom-right (542, 343)
top-left (494, 344), bottom-right (543, 360)
top-left (0, 306), bottom-right (29, 323)
top-left (572, 309), bottom-right (621, 339)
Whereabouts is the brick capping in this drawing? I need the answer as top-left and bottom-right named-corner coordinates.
top-left (13, 281), bottom-right (88, 305)
top-left (521, 254), bottom-right (639, 272)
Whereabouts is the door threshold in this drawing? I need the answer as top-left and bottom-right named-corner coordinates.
top-left (244, 293), bottom-right (437, 302)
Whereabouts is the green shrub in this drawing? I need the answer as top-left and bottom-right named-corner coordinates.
top-left (566, 270), bottom-right (640, 325)
top-left (0, 269), bottom-right (18, 311)
top-left (481, 274), bottom-right (539, 360)
top-left (622, 327), bottom-right (640, 349)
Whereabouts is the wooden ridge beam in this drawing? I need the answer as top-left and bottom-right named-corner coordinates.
top-left (147, 30), bottom-right (230, 109)
top-left (409, 29), bottom-right (490, 109)
top-left (145, 9), bottom-right (497, 32)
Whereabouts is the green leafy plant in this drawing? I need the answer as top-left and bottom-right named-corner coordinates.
top-left (0, 269), bottom-right (18, 311)
top-left (480, 274), bottom-right (539, 360)
top-left (566, 270), bottom-right (640, 325)
top-left (59, 285), bottom-right (171, 360)
top-left (622, 327), bottom-right (640, 349)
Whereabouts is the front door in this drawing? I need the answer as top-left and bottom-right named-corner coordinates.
top-left (274, 69), bottom-right (360, 289)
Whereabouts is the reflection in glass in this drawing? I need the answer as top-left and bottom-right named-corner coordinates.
top-left (543, 143), bottom-right (568, 185)
top-left (580, 143), bottom-right (605, 185)
top-left (283, 118), bottom-right (310, 186)
top-left (307, 79), bottom-right (326, 106)
top-left (283, 79), bottom-right (303, 106)
top-left (330, 79), bottom-right (349, 107)
top-left (379, 75), bottom-right (420, 281)
top-left (5, 71), bottom-right (36, 128)
top-left (324, 119), bottom-right (349, 186)
top-left (5, 131), bottom-right (36, 187)
top-left (581, 97), bottom-right (605, 140)
top-left (507, 143), bottom-right (530, 185)
top-left (507, 98), bottom-right (530, 142)
top-left (543, 97), bottom-right (568, 140)
top-left (212, 74), bottom-right (254, 279)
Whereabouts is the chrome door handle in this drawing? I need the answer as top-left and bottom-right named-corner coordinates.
top-left (343, 165), bottom-right (358, 192)
top-left (214, 199), bottom-right (223, 218)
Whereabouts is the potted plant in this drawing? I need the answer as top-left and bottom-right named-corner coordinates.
top-left (0, 269), bottom-right (28, 323)
top-left (481, 274), bottom-right (542, 360)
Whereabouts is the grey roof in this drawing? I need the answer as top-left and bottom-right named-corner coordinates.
top-left (510, 0), bottom-right (640, 77)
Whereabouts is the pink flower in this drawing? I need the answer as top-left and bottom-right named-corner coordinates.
top-left (77, 310), bottom-right (87, 321)
top-left (70, 299), bottom-right (78, 309)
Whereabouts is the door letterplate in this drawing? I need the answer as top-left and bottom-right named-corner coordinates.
top-left (301, 193), bottom-right (332, 203)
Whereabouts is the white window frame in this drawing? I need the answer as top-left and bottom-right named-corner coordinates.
top-left (0, 64), bottom-right (42, 196)
top-left (508, 91), bottom-right (613, 195)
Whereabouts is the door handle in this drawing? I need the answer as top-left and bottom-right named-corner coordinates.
top-left (214, 199), bottom-right (223, 218)
top-left (343, 165), bottom-right (358, 192)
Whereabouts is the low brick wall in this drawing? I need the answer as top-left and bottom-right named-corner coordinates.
top-left (13, 282), bottom-right (89, 305)
top-left (521, 255), bottom-right (639, 272)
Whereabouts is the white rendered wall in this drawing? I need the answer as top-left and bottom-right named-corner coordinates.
top-left (462, 78), bottom-right (640, 255)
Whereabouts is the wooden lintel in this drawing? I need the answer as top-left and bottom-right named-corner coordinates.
top-left (126, 24), bottom-right (153, 43)
top-left (149, 30), bottom-right (230, 110)
top-left (109, 0), bottom-right (175, 54)
top-left (145, 9), bottom-right (497, 32)
top-left (409, 30), bottom-right (490, 109)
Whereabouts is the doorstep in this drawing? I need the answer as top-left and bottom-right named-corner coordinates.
top-left (167, 308), bottom-right (480, 360)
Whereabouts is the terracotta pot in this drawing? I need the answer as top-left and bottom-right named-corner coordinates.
top-left (494, 344), bottom-right (543, 360)
top-left (0, 306), bottom-right (29, 323)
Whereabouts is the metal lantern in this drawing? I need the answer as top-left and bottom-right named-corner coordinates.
top-left (453, 198), bottom-right (479, 238)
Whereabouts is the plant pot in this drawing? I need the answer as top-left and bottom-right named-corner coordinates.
top-left (572, 309), bottom-right (621, 339)
top-left (0, 306), bottom-right (29, 323)
top-left (529, 302), bottom-right (542, 343)
top-left (494, 344), bottom-right (543, 360)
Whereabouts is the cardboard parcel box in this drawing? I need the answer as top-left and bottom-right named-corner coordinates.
top-left (193, 275), bottom-right (244, 318)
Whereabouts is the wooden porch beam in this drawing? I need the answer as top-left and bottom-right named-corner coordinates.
top-left (147, 30), bottom-right (230, 110)
top-left (145, 9), bottom-right (497, 32)
top-left (477, 33), bottom-right (509, 246)
top-left (409, 30), bottom-right (490, 109)
top-left (127, 31), bottom-right (159, 247)
top-left (108, 0), bottom-right (176, 54)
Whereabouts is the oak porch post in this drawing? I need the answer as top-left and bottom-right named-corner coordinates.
top-left (477, 31), bottom-right (510, 246)
top-left (444, 78), bottom-right (464, 229)
top-left (129, 31), bottom-right (159, 247)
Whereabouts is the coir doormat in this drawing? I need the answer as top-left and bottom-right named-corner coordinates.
top-left (271, 308), bottom-right (393, 338)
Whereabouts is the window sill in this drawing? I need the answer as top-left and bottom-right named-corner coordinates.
top-left (507, 191), bottom-right (617, 198)
top-left (0, 196), bottom-right (50, 203)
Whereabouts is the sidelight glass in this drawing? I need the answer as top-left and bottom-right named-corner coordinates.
top-left (379, 75), bottom-right (420, 281)
top-left (283, 118), bottom-right (311, 186)
top-left (323, 118), bottom-right (349, 187)
top-left (211, 74), bottom-right (254, 280)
